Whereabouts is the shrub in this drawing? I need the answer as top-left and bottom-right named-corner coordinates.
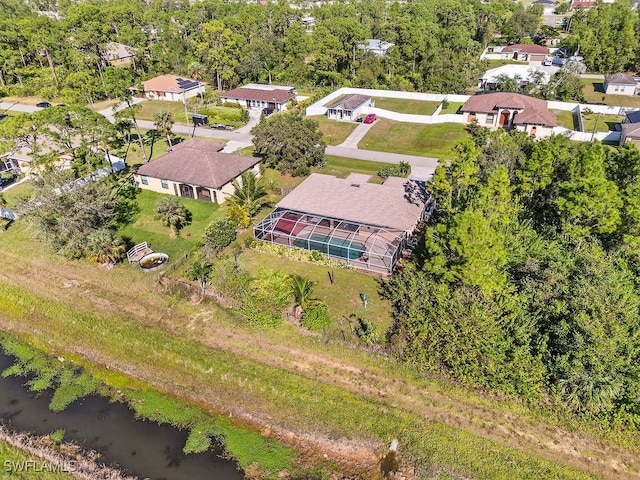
top-left (355, 318), bottom-right (380, 345)
top-left (226, 204), bottom-right (251, 228)
top-left (378, 161), bottom-right (410, 179)
top-left (251, 242), bottom-right (353, 270)
top-left (240, 269), bottom-right (291, 327)
top-left (301, 304), bottom-right (331, 331)
top-left (203, 219), bottom-right (237, 255)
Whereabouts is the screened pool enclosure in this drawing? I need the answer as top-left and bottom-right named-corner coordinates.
top-left (254, 208), bottom-right (408, 274)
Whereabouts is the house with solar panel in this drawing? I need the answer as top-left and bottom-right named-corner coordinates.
top-left (141, 75), bottom-right (205, 102)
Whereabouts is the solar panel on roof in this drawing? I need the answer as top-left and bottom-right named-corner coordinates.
top-left (177, 78), bottom-right (200, 90)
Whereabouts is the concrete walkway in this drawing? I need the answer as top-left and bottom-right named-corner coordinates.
top-left (336, 121), bottom-right (374, 148)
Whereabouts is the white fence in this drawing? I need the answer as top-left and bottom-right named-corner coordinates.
top-left (552, 127), bottom-right (621, 142)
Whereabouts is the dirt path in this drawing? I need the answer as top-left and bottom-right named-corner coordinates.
top-left (1, 248), bottom-right (639, 479)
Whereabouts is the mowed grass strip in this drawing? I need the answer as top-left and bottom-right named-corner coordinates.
top-left (0, 283), bottom-right (602, 480)
top-left (373, 98), bottom-right (441, 115)
top-left (359, 120), bottom-right (469, 158)
top-left (309, 115), bottom-right (359, 145)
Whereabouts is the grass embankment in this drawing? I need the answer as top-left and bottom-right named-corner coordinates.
top-left (309, 115), bottom-right (359, 145)
top-left (0, 440), bottom-right (77, 480)
top-left (0, 222), bottom-right (638, 479)
top-left (359, 120), bottom-right (469, 158)
top-left (581, 79), bottom-right (640, 108)
top-left (373, 98), bottom-right (440, 115)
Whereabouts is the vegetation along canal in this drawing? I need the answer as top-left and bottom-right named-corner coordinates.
top-left (0, 352), bottom-right (243, 480)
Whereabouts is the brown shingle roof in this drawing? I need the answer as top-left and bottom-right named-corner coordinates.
top-left (462, 92), bottom-right (557, 127)
top-left (275, 173), bottom-right (427, 231)
top-left (622, 122), bottom-right (640, 138)
top-left (326, 94), bottom-right (372, 110)
top-left (605, 73), bottom-right (638, 86)
top-left (502, 44), bottom-right (549, 54)
top-left (221, 87), bottom-right (295, 104)
top-left (142, 75), bottom-right (201, 93)
top-left (135, 138), bottom-right (260, 189)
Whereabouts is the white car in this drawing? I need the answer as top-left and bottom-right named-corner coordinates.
top-left (542, 59), bottom-right (553, 66)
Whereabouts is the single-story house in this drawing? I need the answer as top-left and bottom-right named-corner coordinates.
top-left (604, 73), bottom-right (638, 96)
top-left (105, 42), bottom-right (134, 66)
top-left (620, 110), bottom-right (640, 148)
top-left (358, 39), bottom-right (395, 57)
top-left (500, 44), bottom-right (549, 62)
top-left (480, 64), bottom-right (550, 90)
top-left (461, 92), bottom-right (557, 139)
top-left (325, 94), bottom-right (372, 121)
top-left (571, 0), bottom-right (597, 9)
top-left (220, 84), bottom-right (296, 111)
top-left (0, 154), bottom-right (22, 176)
top-left (133, 138), bottom-right (261, 203)
top-left (141, 75), bottom-right (205, 102)
top-left (254, 173), bottom-right (431, 274)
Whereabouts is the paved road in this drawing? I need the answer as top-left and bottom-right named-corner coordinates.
top-left (0, 102), bottom-right (39, 114)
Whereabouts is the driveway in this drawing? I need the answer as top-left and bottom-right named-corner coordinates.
top-left (336, 121), bottom-right (374, 148)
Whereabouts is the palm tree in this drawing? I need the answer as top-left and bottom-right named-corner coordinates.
top-left (84, 229), bottom-right (127, 264)
top-left (290, 274), bottom-right (318, 320)
top-left (153, 109), bottom-right (175, 148)
top-left (187, 258), bottom-right (212, 300)
top-left (229, 171), bottom-right (268, 216)
top-left (116, 93), bottom-right (147, 162)
top-left (154, 197), bottom-right (189, 237)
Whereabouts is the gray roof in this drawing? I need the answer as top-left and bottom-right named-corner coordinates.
top-left (135, 138), bottom-right (260, 189)
top-left (275, 173), bottom-right (427, 231)
top-left (622, 122), bottom-right (640, 138)
top-left (605, 73), bottom-right (637, 86)
top-left (326, 94), bottom-right (371, 111)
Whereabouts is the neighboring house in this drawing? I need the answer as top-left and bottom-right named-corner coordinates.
top-left (500, 44), bottom-right (549, 62)
top-left (620, 110), bottom-right (640, 148)
top-left (358, 39), bottom-right (395, 57)
top-left (141, 75), bottom-right (204, 102)
top-left (604, 73), bottom-right (638, 96)
top-left (105, 42), bottom-right (134, 66)
top-left (220, 84), bottom-right (296, 111)
top-left (480, 64), bottom-right (550, 90)
top-left (133, 138), bottom-right (261, 203)
top-left (0, 154), bottom-right (22, 175)
top-left (325, 94), bottom-right (372, 121)
top-left (571, 0), bottom-right (597, 9)
top-left (254, 173), bottom-right (430, 274)
top-left (461, 92), bottom-right (557, 138)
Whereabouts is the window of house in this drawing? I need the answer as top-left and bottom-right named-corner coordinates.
top-left (141, 176), bottom-right (148, 185)
top-left (161, 179), bottom-right (168, 189)
top-left (486, 113), bottom-right (495, 124)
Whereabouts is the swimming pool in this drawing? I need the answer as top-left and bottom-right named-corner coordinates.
top-left (294, 234), bottom-right (366, 260)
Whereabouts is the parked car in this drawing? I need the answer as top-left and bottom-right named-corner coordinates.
top-left (542, 58), bottom-right (552, 66)
top-left (356, 117), bottom-right (364, 123)
top-left (210, 123), bottom-right (234, 131)
top-left (363, 113), bottom-right (377, 124)
top-left (35, 101), bottom-right (51, 108)
top-left (262, 107), bottom-right (274, 116)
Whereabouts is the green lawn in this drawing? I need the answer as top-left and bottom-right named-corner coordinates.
top-left (359, 120), bottom-right (469, 158)
top-left (439, 102), bottom-right (464, 115)
top-left (552, 109), bottom-right (578, 130)
top-left (485, 59), bottom-right (529, 67)
top-left (373, 97), bottom-right (441, 115)
top-left (135, 100), bottom-right (189, 123)
top-left (309, 115), bottom-right (359, 145)
top-left (1, 181), bottom-right (34, 207)
top-left (118, 189), bottom-right (224, 259)
top-left (581, 79), bottom-right (640, 108)
top-left (134, 100), bottom-right (247, 127)
top-left (581, 113), bottom-right (624, 133)
top-left (0, 439), bottom-right (77, 480)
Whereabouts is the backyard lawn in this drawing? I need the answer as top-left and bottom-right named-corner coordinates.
top-left (309, 115), bottom-right (358, 145)
top-left (582, 113), bottom-right (624, 133)
top-left (134, 100), bottom-right (248, 127)
top-left (373, 97), bottom-right (441, 115)
top-left (118, 189), bottom-right (224, 259)
top-left (0, 181), bottom-right (34, 207)
top-left (439, 102), bottom-right (464, 115)
top-left (581, 79), bottom-right (640, 108)
top-left (359, 120), bottom-right (469, 158)
top-left (551, 109), bottom-right (578, 130)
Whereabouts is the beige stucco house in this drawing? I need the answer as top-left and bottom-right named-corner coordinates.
top-left (461, 92), bottom-right (557, 139)
top-left (604, 74), bottom-right (638, 96)
top-left (220, 84), bottom-right (296, 112)
top-left (105, 42), bottom-right (134, 67)
top-left (133, 138), bottom-right (261, 203)
top-left (141, 75), bottom-right (205, 102)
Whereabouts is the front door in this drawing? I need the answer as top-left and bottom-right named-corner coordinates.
top-left (179, 184), bottom-right (194, 199)
top-left (499, 111), bottom-right (510, 127)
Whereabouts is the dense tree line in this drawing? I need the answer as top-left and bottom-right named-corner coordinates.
top-left (384, 133), bottom-right (640, 426)
top-left (0, 0), bottom-right (551, 99)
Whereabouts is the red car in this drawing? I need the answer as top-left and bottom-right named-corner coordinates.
top-left (363, 113), bottom-right (377, 124)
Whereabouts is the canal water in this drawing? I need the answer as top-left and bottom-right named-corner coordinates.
top-left (0, 353), bottom-right (243, 480)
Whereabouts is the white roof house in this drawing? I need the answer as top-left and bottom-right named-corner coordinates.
top-left (358, 39), bottom-right (395, 57)
top-left (480, 64), bottom-right (550, 89)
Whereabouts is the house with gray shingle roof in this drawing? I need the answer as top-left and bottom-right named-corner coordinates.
top-left (604, 74), bottom-right (638, 96)
top-left (133, 138), bottom-right (261, 203)
top-left (325, 94), bottom-right (372, 121)
top-left (620, 110), bottom-right (640, 148)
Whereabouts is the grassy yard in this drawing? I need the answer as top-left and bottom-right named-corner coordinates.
top-left (134, 100), bottom-right (247, 127)
top-left (118, 189), bottom-right (224, 259)
top-left (1, 181), bottom-right (34, 207)
top-left (359, 120), bottom-right (469, 158)
top-left (485, 59), bottom-right (529, 67)
top-left (309, 115), bottom-right (359, 145)
top-left (581, 79), bottom-right (640, 108)
top-left (439, 102), bottom-right (464, 115)
top-left (582, 113), bottom-right (624, 133)
top-left (373, 97), bottom-right (441, 115)
top-left (0, 440), bottom-right (77, 480)
top-left (552, 109), bottom-right (578, 130)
